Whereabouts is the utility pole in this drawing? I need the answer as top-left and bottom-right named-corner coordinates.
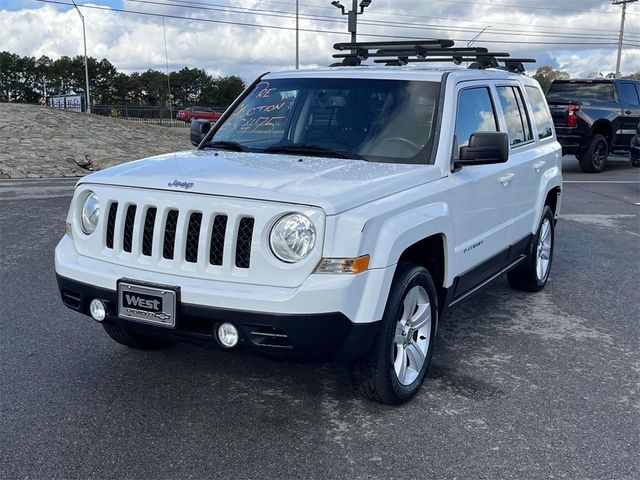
top-left (613, 0), bottom-right (638, 77)
top-left (331, 0), bottom-right (372, 46)
top-left (295, 0), bottom-right (299, 69)
top-left (162, 17), bottom-right (173, 121)
top-left (71, 0), bottom-right (91, 113)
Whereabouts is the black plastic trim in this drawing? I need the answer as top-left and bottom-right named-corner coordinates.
top-left (56, 274), bottom-right (379, 361)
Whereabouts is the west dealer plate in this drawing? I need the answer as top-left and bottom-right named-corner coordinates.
top-left (117, 281), bottom-right (177, 328)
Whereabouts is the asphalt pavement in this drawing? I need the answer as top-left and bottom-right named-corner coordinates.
top-left (1, 156), bottom-right (639, 480)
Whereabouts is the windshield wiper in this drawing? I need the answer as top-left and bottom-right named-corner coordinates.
top-left (262, 144), bottom-right (362, 160)
top-left (208, 141), bottom-right (248, 152)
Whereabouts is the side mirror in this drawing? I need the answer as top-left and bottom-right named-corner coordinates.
top-left (455, 132), bottom-right (509, 168)
top-left (190, 120), bottom-right (211, 147)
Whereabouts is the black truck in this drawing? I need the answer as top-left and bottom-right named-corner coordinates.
top-left (546, 78), bottom-right (640, 172)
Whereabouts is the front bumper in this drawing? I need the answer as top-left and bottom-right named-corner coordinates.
top-left (57, 274), bottom-right (379, 360)
top-left (55, 236), bottom-right (394, 360)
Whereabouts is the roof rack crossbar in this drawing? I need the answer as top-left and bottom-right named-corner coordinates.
top-left (332, 49), bottom-right (500, 60)
top-left (333, 40), bottom-right (454, 51)
top-left (329, 39), bottom-right (536, 72)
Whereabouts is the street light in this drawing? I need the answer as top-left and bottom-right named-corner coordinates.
top-left (71, 0), bottom-right (91, 113)
top-left (331, 0), bottom-right (372, 45)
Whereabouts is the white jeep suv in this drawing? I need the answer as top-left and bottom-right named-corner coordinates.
top-left (55, 41), bottom-right (562, 404)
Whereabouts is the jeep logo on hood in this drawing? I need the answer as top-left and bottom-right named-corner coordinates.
top-left (168, 179), bottom-right (194, 190)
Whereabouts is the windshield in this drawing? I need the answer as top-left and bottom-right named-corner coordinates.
top-left (546, 82), bottom-right (615, 102)
top-left (208, 77), bottom-right (441, 164)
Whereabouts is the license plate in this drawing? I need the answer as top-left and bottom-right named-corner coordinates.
top-left (117, 281), bottom-right (177, 328)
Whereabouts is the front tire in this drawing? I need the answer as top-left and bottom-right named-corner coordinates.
top-left (103, 323), bottom-right (173, 350)
top-left (578, 134), bottom-right (608, 173)
top-left (349, 263), bottom-right (438, 405)
top-left (507, 206), bottom-right (555, 292)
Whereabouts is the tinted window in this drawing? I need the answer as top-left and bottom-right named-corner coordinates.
top-left (525, 85), bottom-right (554, 140)
top-left (497, 86), bottom-right (532, 146)
top-left (618, 82), bottom-right (640, 106)
top-left (546, 82), bottom-right (615, 102)
top-left (453, 87), bottom-right (498, 159)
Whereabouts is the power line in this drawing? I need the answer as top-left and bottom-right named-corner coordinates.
top-left (31, 0), bottom-right (640, 48)
top-left (77, 0), bottom-right (640, 43)
top-left (314, 0), bottom-right (626, 15)
top-left (141, 0), bottom-right (640, 40)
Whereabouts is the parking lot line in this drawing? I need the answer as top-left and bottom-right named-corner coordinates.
top-left (563, 180), bottom-right (640, 184)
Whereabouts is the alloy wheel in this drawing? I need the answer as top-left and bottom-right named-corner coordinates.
top-left (393, 285), bottom-right (432, 386)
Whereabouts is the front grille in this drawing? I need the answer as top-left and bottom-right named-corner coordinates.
top-left (209, 215), bottom-right (228, 266)
top-left (235, 217), bottom-right (255, 268)
top-left (163, 210), bottom-right (179, 260)
top-left (122, 205), bottom-right (137, 253)
top-left (142, 207), bottom-right (157, 256)
top-left (105, 202), bottom-right (118, 249)
top-left (100, 201), bottom-right (259, 273)
top-left (185, 212), bottom-right (202, 263)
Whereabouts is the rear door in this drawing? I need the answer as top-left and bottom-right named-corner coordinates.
top-left (615, 81), bottom-right (640, 150)
top-left (493, 83), bottom-right (540, 257)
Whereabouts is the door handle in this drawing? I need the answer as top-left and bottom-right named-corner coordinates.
top-left (533, 161), bottom-right (546, 172)
top-left (499, 173), bottom-right (515, 185)
top-left (625, 109), bottom-right (632, 114)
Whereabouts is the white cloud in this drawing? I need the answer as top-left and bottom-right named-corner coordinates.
top-left (1, 0), bottom-right (639, 81)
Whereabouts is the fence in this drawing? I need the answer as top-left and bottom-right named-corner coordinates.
top-left (0, 99), bottom-right (229, 128)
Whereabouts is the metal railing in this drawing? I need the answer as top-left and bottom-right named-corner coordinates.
top-left (0, 99), bottom-right (229, 128)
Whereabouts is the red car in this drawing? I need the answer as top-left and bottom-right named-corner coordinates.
top-left (176, 107), bottom-right (223, 123)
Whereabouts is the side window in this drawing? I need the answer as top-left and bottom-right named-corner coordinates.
top-left (453, 87), bottom-right (498, 160)
top-left (525, 85), bottom-right (554, 140)
top-left (497, 86), bottom-right (532, 146)
top-left (618, 82), bottom-right (640, 106)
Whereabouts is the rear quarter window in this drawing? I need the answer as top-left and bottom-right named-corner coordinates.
top-left (525, 86), bottom-right (554, 140)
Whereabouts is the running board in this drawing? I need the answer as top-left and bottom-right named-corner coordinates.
top-left (448, 254), bottom-right (526, 307)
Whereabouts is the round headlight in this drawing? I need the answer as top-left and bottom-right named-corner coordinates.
top-left (81, 191), bottom-right (100, 235)
top-left (270, 213), bottom-right (316, 263)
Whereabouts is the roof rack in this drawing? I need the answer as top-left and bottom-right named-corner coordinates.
top-left (329, 39), bottom-right (536, 73)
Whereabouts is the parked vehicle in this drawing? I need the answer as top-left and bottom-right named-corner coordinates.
top-left (176, 106), bottom-right (222, 123)
top-left (630, 123), bottom-right (640, 167)
top-left (546, 78), bottom-right (640, 172)
top-left (55, 40), bottom-right (562, 404)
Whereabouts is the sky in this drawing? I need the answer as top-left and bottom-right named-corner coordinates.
top-left (1, 0), bottom-right (640, 82)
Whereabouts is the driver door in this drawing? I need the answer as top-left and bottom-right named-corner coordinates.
top-left (447, 83), bottom-right (515, 296)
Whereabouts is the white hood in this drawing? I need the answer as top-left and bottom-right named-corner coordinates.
top-left (80, 150), bottom-right (443, 215)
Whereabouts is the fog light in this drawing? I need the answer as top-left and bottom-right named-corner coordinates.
top-left (89, 299), bottom-right (106, 322)
top-left (217, 323), bottom-right (239, 348)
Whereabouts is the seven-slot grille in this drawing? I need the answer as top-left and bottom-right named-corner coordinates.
top-left (105, 202), bottom-right (255, 269)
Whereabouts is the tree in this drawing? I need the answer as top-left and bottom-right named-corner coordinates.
top-left (533, 66), bottom-right (570, 92)
top-left (211, 76), bottom-right (245, 106)
top-left (0, 49), bottom-right (245, 107)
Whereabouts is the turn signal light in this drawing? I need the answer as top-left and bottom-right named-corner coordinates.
top-left (315, 255), bottom-right (370, 274)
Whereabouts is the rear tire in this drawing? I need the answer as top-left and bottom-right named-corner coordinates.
top-left (578, 134), bottom-right (608, 173)
top-left (507, 206), bottom-right (555, 292)
top-left (349, 263), bottom-right (438, 405)
top-left (103, 324), bottom-right (173, 350)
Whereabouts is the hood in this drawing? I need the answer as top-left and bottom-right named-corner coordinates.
top-left (80, 150), bottom-right (443, 214)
